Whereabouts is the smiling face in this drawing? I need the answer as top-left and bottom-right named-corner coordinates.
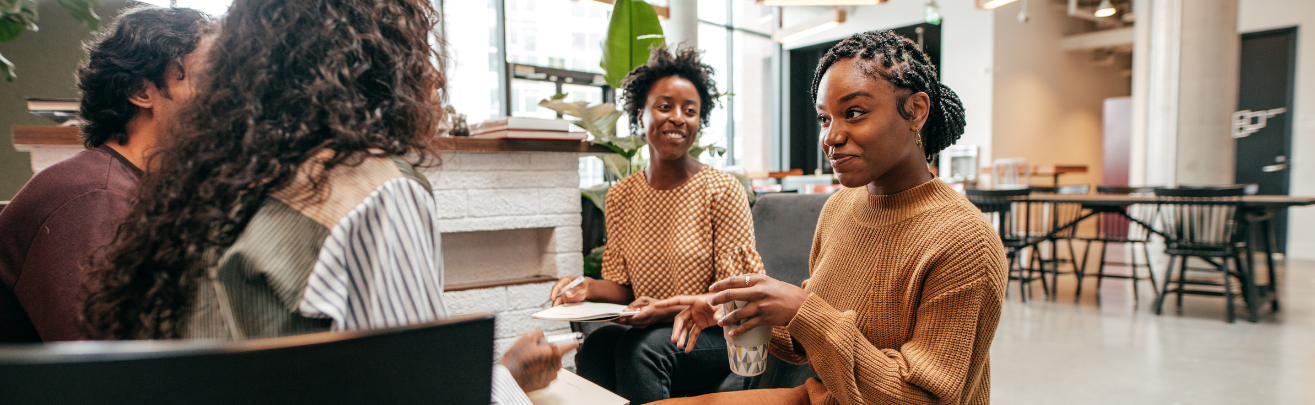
top-left (816, 57), bottom-right (930, 190)
top-left (642, 75), bottom-right (702, 161)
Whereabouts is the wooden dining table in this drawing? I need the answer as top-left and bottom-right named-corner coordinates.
top-left (972, 193), bottom-right (1315, 322)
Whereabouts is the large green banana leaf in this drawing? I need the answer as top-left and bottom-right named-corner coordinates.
top-left (600, 0), bottom-right (665, 89)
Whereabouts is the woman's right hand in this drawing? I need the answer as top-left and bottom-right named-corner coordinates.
top-left (651, 293), bottom-right (721, 353)
top-left (549, 276), bottom-right (590, 306)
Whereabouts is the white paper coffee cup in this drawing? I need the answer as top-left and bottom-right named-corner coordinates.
top-left (722, 300), bottom-right (770, 377)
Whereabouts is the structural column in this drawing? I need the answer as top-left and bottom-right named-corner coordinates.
top-left (666, 0), bottom-right (698, 50)
top-left (1136, 0), bottom-right (1239, 186)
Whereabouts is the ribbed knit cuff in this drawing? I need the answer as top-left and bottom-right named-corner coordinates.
top-left (786, 293), bottom-right (847, 355)
top-left (769, 325), bottom-right (808, 364)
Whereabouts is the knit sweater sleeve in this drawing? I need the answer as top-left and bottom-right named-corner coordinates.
top-left (769, 193), bottom-right (833, 365)
top-left (786, 240), bottom-right (1005, 405)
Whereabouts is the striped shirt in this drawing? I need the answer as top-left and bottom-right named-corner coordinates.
top-left (290, 158), bottom-right (531, 405)
top-left (185, 150), bottom-right (529, 405)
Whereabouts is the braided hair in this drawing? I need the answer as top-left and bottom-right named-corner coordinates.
top-left (811, 30), bottom-right (965, 163)
top-left (620, 46), bottom-right (719, 137)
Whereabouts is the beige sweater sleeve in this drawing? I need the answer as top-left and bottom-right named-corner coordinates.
top-left (785, 242), bottom-right (1005, 405)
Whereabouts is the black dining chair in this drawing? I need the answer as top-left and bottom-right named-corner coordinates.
top-left (967, 188), bottom-right (1047, 302)
top-left (1152, 186), bottom-right (1251, 322)
top-left (1030, 185), bottom-right (1090, 298)
top-left (1073, 186), bottom-right (1161, 303)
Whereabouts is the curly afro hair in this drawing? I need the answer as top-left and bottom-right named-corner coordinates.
top-left (811, 30), bottom-right (966, 163)
top-left (620, 46), bottom-right (719, 137)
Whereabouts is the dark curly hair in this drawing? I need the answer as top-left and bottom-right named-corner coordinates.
top-left (812, 30), bottom-right (965, 163)
top-left (76, 6), bottom-right (214, 148)
top-left (620, 46), bottom-right (719, 136)
top-left (82, 0), bottom-right (446, 340)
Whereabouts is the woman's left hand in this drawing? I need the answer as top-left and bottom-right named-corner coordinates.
top-left (613, 296), bottom-right (683, 328)
top-left (708, 274), bottom-right (809, 337)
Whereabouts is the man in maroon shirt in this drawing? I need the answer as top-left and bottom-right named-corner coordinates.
top-left (0, 7), bottom-right (213, 342)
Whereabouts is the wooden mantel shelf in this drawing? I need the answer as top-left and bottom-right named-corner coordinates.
top-left (11, 125), bottom-right (82, 147)
top-left (11, 125), bottom-right (613, 154)
top-left (435, 136), bottom-right (613, 154)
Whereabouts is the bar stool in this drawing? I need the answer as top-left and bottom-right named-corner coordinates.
top-left (967, 188), bottom-right (1047, 301)
top-left (1074, 186), bottom-right (1160, 304)
top-left (1153, 186), bottom-right (1250, 323)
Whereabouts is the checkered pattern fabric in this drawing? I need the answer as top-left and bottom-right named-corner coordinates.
top-left (601, 166), bottom-right (764, 300)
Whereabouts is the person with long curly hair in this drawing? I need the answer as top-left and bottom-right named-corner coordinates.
top-left (651, 30), bottom-right (1008, 405)
top-left (81, 1), bottom-right (568, 402)
top-left (546, 46), bottom-right (765, 403)
top-left (0, 6), bottom-right (213, 342)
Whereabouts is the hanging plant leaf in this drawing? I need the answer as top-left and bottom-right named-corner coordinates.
top-left (580, 183), bottom-right (610, 216)
top-left (55, 0), bottom-right (99, 31)
top-left (0, 51), bottom-right (15, 81)
top-left (0, 0), bottom-right (39, 41)
top-left (600, 0), bottom-right (665, 89)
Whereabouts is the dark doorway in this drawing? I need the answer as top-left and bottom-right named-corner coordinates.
top-left (1235, 27), bottom-right (1297, 254)
top-left (786, 23), bottom-right (941, 173)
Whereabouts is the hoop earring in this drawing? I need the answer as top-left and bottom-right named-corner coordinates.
top-left (914, 130), bottom-right (923, 148)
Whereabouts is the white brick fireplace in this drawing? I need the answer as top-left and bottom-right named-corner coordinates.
top-left (421, 150), bottom-right (586, 361)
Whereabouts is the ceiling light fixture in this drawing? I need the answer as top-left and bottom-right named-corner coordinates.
top-left (976, 0), bottom-right (1018, 9)
top-left (772, 8), bottom-right (846, 44)
top-left (1094, 0), bottom-right (1116, 17)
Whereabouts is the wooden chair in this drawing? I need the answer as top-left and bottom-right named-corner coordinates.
top-left (991, 158), bottom-right (1030, 189)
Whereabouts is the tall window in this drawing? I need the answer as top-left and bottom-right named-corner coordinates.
top-left (694, 0), bottom-right (775, 174)
top-left (505, 0), bottom-right (610, 119)
top-left (444, 0), bottom-right (504, 124)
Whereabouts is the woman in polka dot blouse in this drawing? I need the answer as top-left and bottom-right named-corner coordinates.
top-left (548, 46), bottom-right (764, 404)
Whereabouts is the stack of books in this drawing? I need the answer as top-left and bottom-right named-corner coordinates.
top-left (469, 117), bottom-right (585, 140)
top-left (26, 98), bottom-right (81, 125)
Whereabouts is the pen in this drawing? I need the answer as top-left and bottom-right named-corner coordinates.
top-left (539, 332), bottom-right (583, 346)
top-left (543, 277), bottom-right (587, 306)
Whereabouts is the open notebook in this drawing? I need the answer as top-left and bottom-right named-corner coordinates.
top-left (531, 302), bottom-right (641, 322)
top-left (527, 369), bottom-right (628, 405)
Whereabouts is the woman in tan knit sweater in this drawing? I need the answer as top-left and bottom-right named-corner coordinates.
top-left (547, 47), bottom-right (765, 404)
top-left (652, 31), bottom-right (1008, 405)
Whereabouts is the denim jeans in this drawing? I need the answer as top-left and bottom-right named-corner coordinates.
top-left (575, 323), bottom-right (732, 405)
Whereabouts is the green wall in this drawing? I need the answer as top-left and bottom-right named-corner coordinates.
top-left (0, 0), bottom-right (133, 200)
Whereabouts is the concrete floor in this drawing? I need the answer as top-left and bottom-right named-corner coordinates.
top-left (991, 250), bottom-right (1315, 404)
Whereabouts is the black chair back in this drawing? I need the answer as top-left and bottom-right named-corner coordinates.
top-left (1154, 187), bottom-right (1246, 252)
top-left (966, 188), bottom-right (1033, 246)
top-left (0, 315), bottom-right (496, 405)
top-left (1094, 185), bottom-right (1160, 241)
top-left (1096, 185), bottom-right (1157, 194)
top-left (1031, 185), bottom-right (1088, 238)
